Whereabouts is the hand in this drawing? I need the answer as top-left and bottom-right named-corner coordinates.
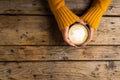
top-left (61, 18), bottom-right (92, 48)
top-left (81, 27), bottom-right (94, 47)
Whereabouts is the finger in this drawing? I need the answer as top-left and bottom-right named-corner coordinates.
top-left (78, 43), bottom-right (86, 48)
top-left (82, 27), bottom-right (94, 46)
top-left (85, 38), bottom-right (92, 45)
top-left (64, 30), bottom-right (77, 47)
top-left (64, 27), bottom-right (78, 48)
top-left (82, 39), bottom-right (91, 47)
top-left (64, 38), bottom-right (78, 48)
top-left (77, 18), bottom-right (87, 25)
top-left (88, 28), bottom-right (94, 44)
top-left (84, 35), bottom-right (93, 45)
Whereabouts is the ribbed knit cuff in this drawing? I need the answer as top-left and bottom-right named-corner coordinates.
top-left (81, 6), bottom-right (104, 31)
top-left (53, 6), bottom-right (79, 31)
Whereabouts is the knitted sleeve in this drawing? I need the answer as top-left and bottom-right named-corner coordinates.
top-left (48, 0), bottom-right (79, 31)
top-left (81, 0), bottom-right (112, 31)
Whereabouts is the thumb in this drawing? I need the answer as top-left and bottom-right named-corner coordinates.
top-left (77, 18), bottom-right (87, 25)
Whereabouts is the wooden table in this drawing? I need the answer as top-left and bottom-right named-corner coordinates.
top-left (0, 0), bottom-right (120, 80)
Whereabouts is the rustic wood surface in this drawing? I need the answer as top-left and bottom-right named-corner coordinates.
top-left (0, 46), bottom-right (120, 61)
top-left (0, 0), bottom-right (119, 16)
top-left (0, 0), bottom-right (119, 80)
top-left (0, 61), bottom-right (120, 80)
top-left (0, 16), bottom-right (119, 45)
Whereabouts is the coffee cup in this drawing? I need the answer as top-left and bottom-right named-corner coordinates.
top-left (68, 22), bottom-right (90, 46)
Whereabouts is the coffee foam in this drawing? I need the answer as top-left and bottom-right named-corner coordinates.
top-left (68, 23), bottom-right (89, 45)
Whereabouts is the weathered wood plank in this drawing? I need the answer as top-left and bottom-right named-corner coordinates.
top-left (0, 61), bottom-right (119, 80)
top-left (0, 16), bottom-right (119, 45)
top-left (0, 46), bottom-right (120, 61)
top-left (0, 0), bottom-right (89, 15)
top-left (0, 0), bottom-right (119, 16)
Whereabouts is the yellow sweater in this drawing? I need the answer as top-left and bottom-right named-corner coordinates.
top-left (48, 0), bottom-right (111, 31)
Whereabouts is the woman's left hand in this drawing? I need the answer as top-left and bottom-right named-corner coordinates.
top-left (81, 27), bottom-right (94, 47)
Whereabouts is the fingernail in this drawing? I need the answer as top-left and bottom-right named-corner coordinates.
top-left (73, 46), bottom-right (76, 48)
top-left (74, 46), bottom-right (77, 48)
top-left (74, 46), bottom-right (78, 48)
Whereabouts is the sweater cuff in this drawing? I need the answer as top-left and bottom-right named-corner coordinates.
top-left (81, 6), bottom-right (104, 31)
top-left (53, 6), bottom-right (79, 31)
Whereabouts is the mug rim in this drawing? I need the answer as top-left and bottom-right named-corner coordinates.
top-left (69, 22), bottom-right (91, 46)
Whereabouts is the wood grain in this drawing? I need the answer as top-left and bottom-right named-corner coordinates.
top-left (0, 46), bottom-right (120, 61)
top-left (0, 0), bottom-right (119, 16)
top-left (0, 61), bottom-right (120, 80)
top-left (0, 0), bottom-right (119, 79)
top-left (0, 16), bottom-right (119, 45)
